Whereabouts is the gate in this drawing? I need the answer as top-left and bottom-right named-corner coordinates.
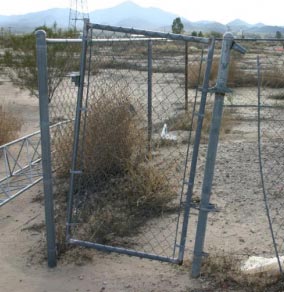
top-left (63, 21), bottom-right (214, 264)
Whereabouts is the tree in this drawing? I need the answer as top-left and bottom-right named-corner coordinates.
top-left (172, 17), bottom-right (184, 34)
top-left (1, 26), bottom-right (80, 101)
top-left (275, 31), bottom-right (284, 49)
top-left (198, 31), bottom-right (203, 37)
top-left (191, 31), bottom-right (197, 37)
top-left (276, 31), bottom-right (282, 39)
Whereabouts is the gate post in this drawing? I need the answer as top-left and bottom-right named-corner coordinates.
top-left (191, 32), bottom-right (245, 277)
top-left (36, 30), bottom-right (57, 268)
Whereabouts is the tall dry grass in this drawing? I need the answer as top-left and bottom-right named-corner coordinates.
top-left (53, 88), bottom-right (176, 250)
top-left (0, 105), bottom-right (22, 146)
top-left (188, 56), bottom-right (258, 88)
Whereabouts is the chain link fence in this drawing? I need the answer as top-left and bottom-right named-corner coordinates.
top-left (63, 24), bottom-right (212, 263)
top-left (186, 39), bottom-right (284, 275)
top-left (37, 25), bottom-right (284, 273)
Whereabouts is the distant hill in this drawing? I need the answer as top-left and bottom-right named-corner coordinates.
top-left (0, 8), bottom-right (70, 32)
top-left (90, 1), bottom-right (178, 29)
top-left (0, 1), bottom-right (283, 36)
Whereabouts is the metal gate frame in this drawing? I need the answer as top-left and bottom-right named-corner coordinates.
top-left (37, 18), bottom-right (244, 267)
top-left (64, 19), bottom-right (215, 264)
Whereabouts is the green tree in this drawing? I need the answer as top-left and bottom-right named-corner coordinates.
top-left (276, 31), bottom-right (282, 39)
top-left (198, 31), bottom-right (203, 37)
top-left (1, 26), bottom-right (80, 101)
top-left (172, 17), bottom-right (184, 34)
top-left (191, 31), bottom-right (197, 37)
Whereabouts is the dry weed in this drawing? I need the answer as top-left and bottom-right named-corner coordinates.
top-left (168, 107), bottom-right (235, 143)
top-left (0, 105), bottom-right (22, 145)
top-left (202, 253), bottom-right (284, 292)
top-left (188, 56), bottom-right (257, 88)
top-left (53, 87), bottom-right (176, 251)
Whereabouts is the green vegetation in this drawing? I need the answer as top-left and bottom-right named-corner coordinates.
top-left (0, 24), bottom-right (80, 101)
top-left (172, 17), bottom-right (184, 34)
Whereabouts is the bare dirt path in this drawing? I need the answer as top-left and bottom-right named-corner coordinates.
top-left (0, 183), bottom-right (206, 292)
top-left (0, 78), bottom-right (207, 292)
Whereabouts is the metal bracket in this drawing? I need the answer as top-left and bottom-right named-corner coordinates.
top-left (208, 86), bottom-right (233, 94)
top-left (199, 203), bottom-right (220, 212)
top-left (232, 41), bottom-right (247, 54)
top-left (70, 170), bottom-right (83, 175)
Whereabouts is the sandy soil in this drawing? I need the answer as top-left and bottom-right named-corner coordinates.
top-left (0, 75), bottom-right (283, 291)
top-left (0, 77), bottom-right (207, 292)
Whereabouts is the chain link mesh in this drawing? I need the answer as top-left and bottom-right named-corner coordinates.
top-left (45, 31), bottom-right (284, 267)
top-left (63, 28), bottom-right (210, 261)
top-left (189, 40), bottom-right (284, 270)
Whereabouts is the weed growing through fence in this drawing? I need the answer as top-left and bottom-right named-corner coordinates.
top-left (188, 55), bottom-right (258, 89)
top-left (0, 105), bottom-right (22, 146)
top-left (54, 88), bottom-right (176, 251)
top-left (268, 93), bottom-right (284, 100)
top-left (168, 106), bottom-right (235, 143)
top-left (201, 253), bottom-right (284, 292)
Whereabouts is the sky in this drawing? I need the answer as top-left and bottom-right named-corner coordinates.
top-left (1, 0), bottom-right (284, 26)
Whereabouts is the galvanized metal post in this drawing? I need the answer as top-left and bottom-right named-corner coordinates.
top-left (147, 39), bottom-right (153, 152)
top-left (191, 32), bottom-right (236, 277)
top-left (66, 18), bottom-right (90, 240)
top-left (36, 30), bottom-right (57, 268)
top-left (178, 39), bottom-right (215, 263)
top-left (185, 41), bottom-right (189, 111)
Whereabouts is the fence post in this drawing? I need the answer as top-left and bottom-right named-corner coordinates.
top-left (178, 38), bottom-right (215, 263)
top-left (185, 41), bottom-right (189, 111)
top-left (36, 30), bottom-right (57, 268)
top-left (66, 18), bottom-right (90, 240)
top-left (191, 32), bottom-right (245, 277)
top-left (147, 39), bottom-right (153, 152)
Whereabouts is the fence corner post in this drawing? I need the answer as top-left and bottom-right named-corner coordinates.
top-left (36, 29), bottom-right (57, 268)
top-left (191, 32), bottom-right (244, 278)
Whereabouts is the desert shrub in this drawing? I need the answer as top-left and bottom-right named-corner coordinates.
top-left (168, 106), bottom-right (235, 142)
top-left (53, 87), bottom-right (176, 249)
top-left (188, 55), bottom-right (257, 88)
top-left (261, 68), bottom-right (284, 88)
top-left (75, 164), bottom-right (174, 243)
top-left (0, 105), bottom-right (22, 145)
top-left (202, 253), bottom-right (284, 292)
top-left (268, 93), bottom-right (284, 100)
top-left (1, 26), bottom-right (80, 100)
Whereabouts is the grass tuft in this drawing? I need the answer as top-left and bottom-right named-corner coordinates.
top-left (53, 87), bottom-right (176, 252)
top-left (0, 105), bottom-right (22, 146)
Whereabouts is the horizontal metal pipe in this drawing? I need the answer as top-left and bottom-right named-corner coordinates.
top-left (46, 37), bottom-right (178, 43)
top-left (0, 177), bottom-right (43, 207)
top-left (68, 238), bottom-right (181, 264)
top-left (89, 23), bottom-right (210, 44)
top-left (0, 120), bottom-right (71, 150)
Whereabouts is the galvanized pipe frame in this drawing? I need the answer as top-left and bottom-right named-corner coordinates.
top-left (36, 29), bottom-right (57, 268)
top-left (65, 19), bottom-right (187, 264)
top-left (89, 23), bottom-right (210, 44)
top-left (191, 33), bottom-right (246, 277)
top-left (177, 38), bottom-right (216, 263)
top-left (63, 20), bottom-right (214, 264)
top-left (0, 121), bottom-right (72, 207)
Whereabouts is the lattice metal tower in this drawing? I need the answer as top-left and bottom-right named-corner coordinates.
top-left (69, 0), bottom-right (89, 30)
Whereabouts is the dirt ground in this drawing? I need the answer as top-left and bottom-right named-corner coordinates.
top-left (0, 75), bottom-right (283, 291)
top-left (0, 77), bottom-right (208, 292)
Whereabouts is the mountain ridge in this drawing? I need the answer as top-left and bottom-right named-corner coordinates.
top-left (0, 1), bottom-right (283, 36)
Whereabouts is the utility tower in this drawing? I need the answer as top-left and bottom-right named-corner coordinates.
top-left (69, 0), bottom-right (89, 30)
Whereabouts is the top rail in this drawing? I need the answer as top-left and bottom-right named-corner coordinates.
top-left (89, 23), bottom-right (210, 44)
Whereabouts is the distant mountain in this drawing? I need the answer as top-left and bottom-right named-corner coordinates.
top-left (90, 1), bottom-right (178, 29)
top-left (0, 1), bottom-right (283, 36)
top-left (0, 8), bottom-right (70, 32)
